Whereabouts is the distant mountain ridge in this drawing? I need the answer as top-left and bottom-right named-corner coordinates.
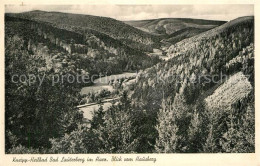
top-left (125, 18), bottom-right (226, 35)
top-left (6, 10), bottom-right (160, 52)
top-left (7, 11), bottom-right (229, 51)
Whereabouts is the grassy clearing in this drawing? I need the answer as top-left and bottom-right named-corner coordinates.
top-left (80, 72), bottom-right (137, 95)
top-left (205, 72), bottom-right (252, 111)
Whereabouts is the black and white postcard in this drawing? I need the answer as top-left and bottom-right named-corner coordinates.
top-left (0, 1), bottom-right (259, 166)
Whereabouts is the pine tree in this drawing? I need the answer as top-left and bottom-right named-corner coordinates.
top-left (187, 109), bottom-right (201, 152)
top-left (203, 107), bottom-right (219, 152)
top-left (155, 98), bottom-right (179, 153)
top-left (220, 97), bottom-right (254, 153)
top-left (172, 92), bottom-right (189, 120)
top-left (91, 104), bottom-right (105, 130)
top-left (187, 101), bottom-right (209, 152)
top-left (96, 91), bottom-right (138, 153)
top-left (155, 83), bottom-right (191, 153)
top-left (203, 123), bottom-right (217, 152)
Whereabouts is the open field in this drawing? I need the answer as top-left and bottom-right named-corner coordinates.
top-left (80, 72), bottom-right (137, 95)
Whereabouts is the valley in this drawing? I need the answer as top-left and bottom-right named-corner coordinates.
top-left (79, 72), bottom-right (136, 120)
top-left (5, 9), bottom-right (254, 154)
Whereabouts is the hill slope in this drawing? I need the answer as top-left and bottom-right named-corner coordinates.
top-left (125, 16), bottom-right (254, 152)
top-left (167, 16), bottom-right (254, 57)
top-left (7, 10), bottom-right (160, 52)
top-left (5, 15), bottom-right (160, 76)
top-left (125, 18), bottom-right (226, 35)
top-left (130, 16), bottom-right (254, 113)
top-left (161, 27), bottom-right (209, 45)
top-left (205, 71), bottom-right (252, 111)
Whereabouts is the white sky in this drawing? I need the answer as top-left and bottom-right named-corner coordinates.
top-left (5, 5), bottom-right (254, 21)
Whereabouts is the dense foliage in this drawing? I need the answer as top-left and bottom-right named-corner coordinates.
top-left (7, 10), bottom-right (160, 52)
top-left (5, 14), bottom-right (254, 153)
top-left (128, 16), bottom-right (255, 152)
top-left (5, 15), bottom-right (159, 153)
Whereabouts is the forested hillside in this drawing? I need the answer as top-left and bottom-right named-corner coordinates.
top-left (5, 15), bottom-right (160, 153)
top-left (162, 27), bottom-right (209, 45)
top-left (5, 12), bottom-right (254, 154)
top-left (127, 16), bottom-right (254, 152)
top-left (5, 16), bottom-right (160, 74)
top-left (7, 10), bottom-right (160, 52)
top-left (125, 18), bottom-right (226, 46)
top-left (125, 18), bottom-right (225, 35)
